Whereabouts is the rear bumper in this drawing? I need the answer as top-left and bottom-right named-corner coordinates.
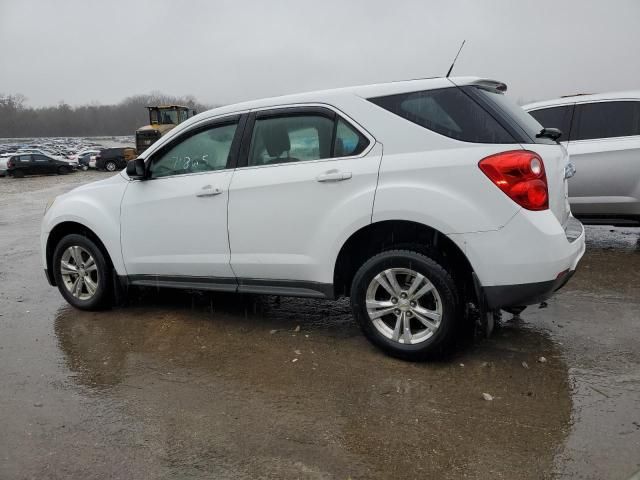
top-left (450, 210), bottom-right (585, 309)
top-left (483, 269), bottom-right (575, 309)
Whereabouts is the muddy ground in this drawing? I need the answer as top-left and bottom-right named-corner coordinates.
top-left (0, 171), bottom-right (638, 479)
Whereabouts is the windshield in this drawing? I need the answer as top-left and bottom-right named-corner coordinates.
top-left (159, 109), bottom-right (179, 124)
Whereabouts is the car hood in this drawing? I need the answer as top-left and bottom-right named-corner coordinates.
top-left (66, 172), bottom-right (128, 196)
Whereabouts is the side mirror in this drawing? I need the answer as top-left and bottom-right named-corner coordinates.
top-left (126, 158), bottom-right (146, 179)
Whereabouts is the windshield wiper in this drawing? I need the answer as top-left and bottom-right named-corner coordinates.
top-left (536, 127), bottom-right (562, 141)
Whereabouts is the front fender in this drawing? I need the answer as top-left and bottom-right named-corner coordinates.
top-left (41, 175), bottom-right (128, 275)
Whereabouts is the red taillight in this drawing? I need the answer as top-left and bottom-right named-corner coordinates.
top-left (478, 150), bottom-right (549, 211)
top-left (7, 160), bottom-right (13, 168)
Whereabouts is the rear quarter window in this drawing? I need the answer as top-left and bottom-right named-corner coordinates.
top-left (369, 87), bottom-right (517, 144)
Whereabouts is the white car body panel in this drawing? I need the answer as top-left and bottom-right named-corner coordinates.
top-left (41, 174), bottom-right (129, 275)
top-left (228, 142), bottom-right (383, 284)
top-left (120, 170), bottom-right (235, 278)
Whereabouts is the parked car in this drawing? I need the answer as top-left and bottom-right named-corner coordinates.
top-left (0, 156), bottom-right (9, 177)
top-left (524, 92), bottom-right (640, 226)
top-left (41, 77), bottom-right (585, 360)
top-left (7, 153), bottom-right (76, 177)
top-left (95, 148), bottom-right (137, 172)
top-left (76, 150), bottom-right (100, 170)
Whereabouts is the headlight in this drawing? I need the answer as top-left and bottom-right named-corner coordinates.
top-left (44, 197), bottom-right (57, 214)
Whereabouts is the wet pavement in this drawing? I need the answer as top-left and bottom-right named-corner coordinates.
top-left (0, 172), bottom-right (638, 479)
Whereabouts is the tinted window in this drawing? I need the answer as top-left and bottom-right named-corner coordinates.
top-left (19, 155), bottom-right (31, 162)
top-left (149, 122), bottom-right (238, 178)
top-left (472, 87), bottom-right (548, 143)
top-left (573, 101), bottom-right (640, 140)
top-left (529, 105), bottom-right (574, 142)
top-left (334, 118), bottom-right (368, 157)
top-left (34, 155), bottom-right (50, 162)
top-left (369, 87), bottom-right (516, 144)
top-left (248, 115), bottom-right (334, 166)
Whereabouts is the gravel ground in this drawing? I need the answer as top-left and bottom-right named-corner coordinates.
top-left (0, 171), bottom-right (638, 479)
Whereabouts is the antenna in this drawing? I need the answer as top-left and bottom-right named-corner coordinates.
top-left (446, 40), bottom-right (466, 78)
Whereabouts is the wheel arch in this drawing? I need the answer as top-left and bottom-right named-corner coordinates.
top-left (332, 220), bottom-right (477, 302)
top-left (46, 221), bottom-right (114, 286)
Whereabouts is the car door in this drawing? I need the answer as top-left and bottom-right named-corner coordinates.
top-left (227, 106), bottom-right (381, 295)
top-left (566, 100), bottom-right (640, 216)
top-left (120, 115), bottom-right (245, 286)
top-left (33, 154), bottom-right (54, 174)
top-left (18, 154), bottom-right (33, 174)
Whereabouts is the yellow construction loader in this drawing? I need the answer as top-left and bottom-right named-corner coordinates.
top-left (135, 105), bottom-right (195, 154)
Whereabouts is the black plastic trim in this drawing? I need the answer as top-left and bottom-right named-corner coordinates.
top-left (237, 278), bottom-right (334, 299)
top-left (128, 274), bottom-right (238, 292)
top-left (125, 274), bottom-right (334, 299)
top-left (44, 268), bottom-right (56, 287)
top-left (483, 271), bottom-right (575, 309)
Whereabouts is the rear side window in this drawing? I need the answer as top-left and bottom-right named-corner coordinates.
top-left (369, 87), bottom-right (516, 144)
top-left (572, 101), bottom-right (640, 140)
top-left (246, 112), bottom-right (369, 167)
top-left (528, 105), bottom-right (575, 142)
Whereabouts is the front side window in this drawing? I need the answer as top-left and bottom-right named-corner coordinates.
top-left (248, 115), bottom-right (334, 166)
top-left (149, 122), bottom-right (238, 178)
top-left (34, 155), bottom-right (50, 163)
top-left (573, 101), bottom-right (640, 140)
top-left (369, 87), bottom-right (516, 144)
top-left (528, 105), bottom-right (574, 142)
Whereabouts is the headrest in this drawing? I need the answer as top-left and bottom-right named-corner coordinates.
top-left (264, 122), bottom-right (290, 157)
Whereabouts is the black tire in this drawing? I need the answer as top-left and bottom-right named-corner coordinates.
top-left (57, 165), bottom-right (70, 175)
top-left (350, 249), bottom-right (460, 361)
top-left (105, 161), bottom-right (117, 172)
top-left (52, 234), bottom-right (113, 310)
top-left (12, 170), bottom-right (24, 178)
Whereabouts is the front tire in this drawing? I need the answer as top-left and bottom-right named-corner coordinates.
top-left (105, 161), bottom-right (117, 172)
top-left (350, 249), bottom-right (460, 361)
top-left (52, 234), bottom-right (112, 310)
top-left (57, 165), bottom-right (70, 175)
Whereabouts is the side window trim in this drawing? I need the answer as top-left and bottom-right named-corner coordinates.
top-left (144, 114), bottom-right (247, 179)
top-left (236, 106), bottom-right (372, 168)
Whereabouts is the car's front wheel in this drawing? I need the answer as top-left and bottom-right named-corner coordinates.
top-left (350, 249), bottom-right (460, 361)
top-left (104, 161), bottom-right (117, 172)
top-left (52, 234), bottom-right (112, 310)
top-left (57, 165), bottom-right (70, 175)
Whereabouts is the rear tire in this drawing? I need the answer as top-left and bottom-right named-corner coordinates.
top-left (52, 234), bottom-right (113, 310)
top-left (105, 161), bottom-right (117, 172)
top-left (350, 249), bottom-right (460, 361)
top-left (12, 170), bottom-right (24, 178)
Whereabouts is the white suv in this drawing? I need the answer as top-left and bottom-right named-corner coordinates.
top-left (41, 77), bottom-right (585, 360)
top-left (525, 92), bottom-right (640, 226)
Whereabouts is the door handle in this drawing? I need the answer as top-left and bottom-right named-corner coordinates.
top-left (196, 185), bottom-right (223, 197)
top-left (316, 170), bottom-right (352, 182)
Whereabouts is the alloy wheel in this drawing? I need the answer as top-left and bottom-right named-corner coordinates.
top-left (365, 267), bottom-right (442, 345)
top-left (60, 246), bottom-right (99, 300)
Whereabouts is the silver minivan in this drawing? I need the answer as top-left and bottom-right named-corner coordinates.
top-left (525, 92), bottom-right (640, 226)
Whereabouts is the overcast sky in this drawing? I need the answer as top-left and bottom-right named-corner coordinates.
top-left (1, 0), bottom-right (639, 107)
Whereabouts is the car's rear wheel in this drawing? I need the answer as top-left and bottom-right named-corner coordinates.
top-left (52, 234), bottom-right (112, 310)
top-left (12, 170), bottom-right (24, 178)
top-left (350, 249), bottom-right (460, 361)
top-left (57, 165), bottom-right (70, 175)
top-left (105, 161), bottom-right (117, 172)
